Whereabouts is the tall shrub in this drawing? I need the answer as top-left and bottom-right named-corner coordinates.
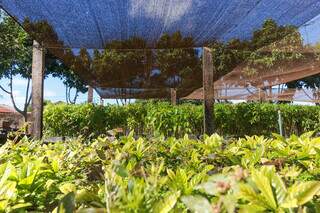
top-left (44, 102), bottom-right (320, 138)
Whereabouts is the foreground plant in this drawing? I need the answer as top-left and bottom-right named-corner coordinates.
top-left (0, 132), bottom-right (320, 212)
top-left (183, 166), bottom-right (320, 212)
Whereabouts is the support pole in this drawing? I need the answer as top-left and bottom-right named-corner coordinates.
top-left (170, 88), bottom-right (177, 105)
top-left (258, 88), bottom-right (262, 103)
top-left (203, 47), bottom-right (215, 135)
top-left (100, 97), bottom-right (104, 106)
top-left (278, 109), bottom-right (284, 136)
top-left (88, 86), bottom-right (93, 103)
top-left (31, 40), bottom-right (45, 139)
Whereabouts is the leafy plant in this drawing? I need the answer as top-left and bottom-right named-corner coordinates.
top-left (1, 131), bottom-right (320, 212)
top-left (44, 102), bottom-right (320, 138)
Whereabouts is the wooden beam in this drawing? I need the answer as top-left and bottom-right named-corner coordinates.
top-left (88, 86), bottom-right (93, 103)
top-left (203, 47), bottom-right (215, 135)
top-left (31, 40), bottom-right (45, 139)
top-left (170, 88), bottom-right (177, 105)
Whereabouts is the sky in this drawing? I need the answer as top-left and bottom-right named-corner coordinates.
top-left (1, 14), bottom-right (320, 108)
top-left (0, 75), bottom-right (117, 108)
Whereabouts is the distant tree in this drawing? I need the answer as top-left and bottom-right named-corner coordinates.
top-left (90, 37), bottom-right (147, 104)
top-left (286, 74), bottom-right (320, 102)
top-left (155, 32), bottom-right (202, 96)
top-left (0, 12), bottom-right (33, 121)
top-left (209, 19), bottom-right (303, 80)
top-left (0, 11), bottom-right (87, 121)
top-left (46, 53), bottom-right (88, 104)
top-left (286, 42), bottom-right (320, 102)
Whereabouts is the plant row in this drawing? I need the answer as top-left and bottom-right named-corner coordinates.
top-left (0, 132), bottom-right (320, 212)
top-left (44, 102), bottom-right (320, 138)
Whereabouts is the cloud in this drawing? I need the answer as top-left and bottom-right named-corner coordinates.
top-left (0, 90), bottom-right (57, 108)
top-left (0, 92), bottom-right (26, 108)
top-left (45, 90), bottom-right (57, 98)
top-left (12, 90), bottom-right (22, 97)
top-left (13, 78), bottom-right (29, 87)
top-left (0, 96), bottom-right (13, 106)
top-left (129, 0), bottom-right (192, 25)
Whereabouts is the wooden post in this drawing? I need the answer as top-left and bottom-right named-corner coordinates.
top-left (203, 47), bottom-right (215, 135)
top-left (31, 40), bottom-right (45, 139)
top-left (171, 88), bottom-right (177, 105)
top-left (100, 97), bottom-right (104, 106)
top-left (88, 86), bottom-right (93, 103)
top-left (258, 88), bottom-right (262, 103)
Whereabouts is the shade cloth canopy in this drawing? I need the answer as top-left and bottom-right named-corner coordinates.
top-left (183, 86), bottom-right (320, 103)
top-left (182, 48), bottom-right (320, 103)
top-left (2, 0), bottom-right (320, 48)
top-left (2, 0), bottom-right (320, 101)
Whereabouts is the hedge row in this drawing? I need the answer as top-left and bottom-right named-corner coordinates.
top-left (44, 102), bottom-right (320, 137)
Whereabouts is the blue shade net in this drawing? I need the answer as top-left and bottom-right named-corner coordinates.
top-left (1, 0), bottom-right (320, 99)
top-left (2, 0), bottom-right (320, 48)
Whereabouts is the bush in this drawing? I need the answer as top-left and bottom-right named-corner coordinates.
top-left (44, 102), bottom-right (320, 137)
top-left (44, 104), bottom-right (128, 137)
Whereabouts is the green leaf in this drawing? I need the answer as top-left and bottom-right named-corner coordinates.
top-left (54, 192), bottom-right (76, 213)
top-left (11, 202), bottom-right (33, 210)
top-left (222, 194), bottom-right (237, 213)
top-left (0, 200), bottom-right (9, 211)
top-left (0, 163), bottom-right (17, 186)
top-left (59, 183), bottom-right (76, 195)
top-left (288, 181), bottom-right (320, 205)
top-left (51, 159), bottom-right (60, 173)
top-left (76, 189), bottom-right (101, 204)
top-left (272, 133), bottom-right (285, 142)
top-left (300, 131), bottom-right (314, 140)
top-left (76, 209), bottom-right (108, 213)
top-left (18, 173), bottom-right (37, 186)
top-left (271, 170), bottom-right (287, 205)
top-left (181, 195), bottom-right (212, 213)
top-left (239, 183), bottom-right (268, 209)
top-left (280, 199), bottom-right (298, 208)
top-left (238, 204), bottom-right (266, 213)
top-left (45, 179), bottom-right (56, 190)
top-left (0, 181), bottom-right (17, 200)
top-left (153, 191), bottom-right (180, 213)
top-left (249, 145), bottom-right (265, 166)
top-left (115, 165), bottom-right (128, 178)
top-left (251, 168), bottom-right (277, 209)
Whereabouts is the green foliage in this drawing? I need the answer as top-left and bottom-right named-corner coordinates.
top-left (1, 132), bottom-right (320, 212)
top-left (209, 19), bottom-right (303, 79)
top-left (0, 11), bottom-right (32, 79)
top-left (0, 10), bottom-right (87, 116)
top-left (44, 102), bottom-right (320, 138)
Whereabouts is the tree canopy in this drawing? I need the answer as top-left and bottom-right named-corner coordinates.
top-left (0, 10), bottom-right (88, 119)
top-left (208, 19), bottom-right (304, 81)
